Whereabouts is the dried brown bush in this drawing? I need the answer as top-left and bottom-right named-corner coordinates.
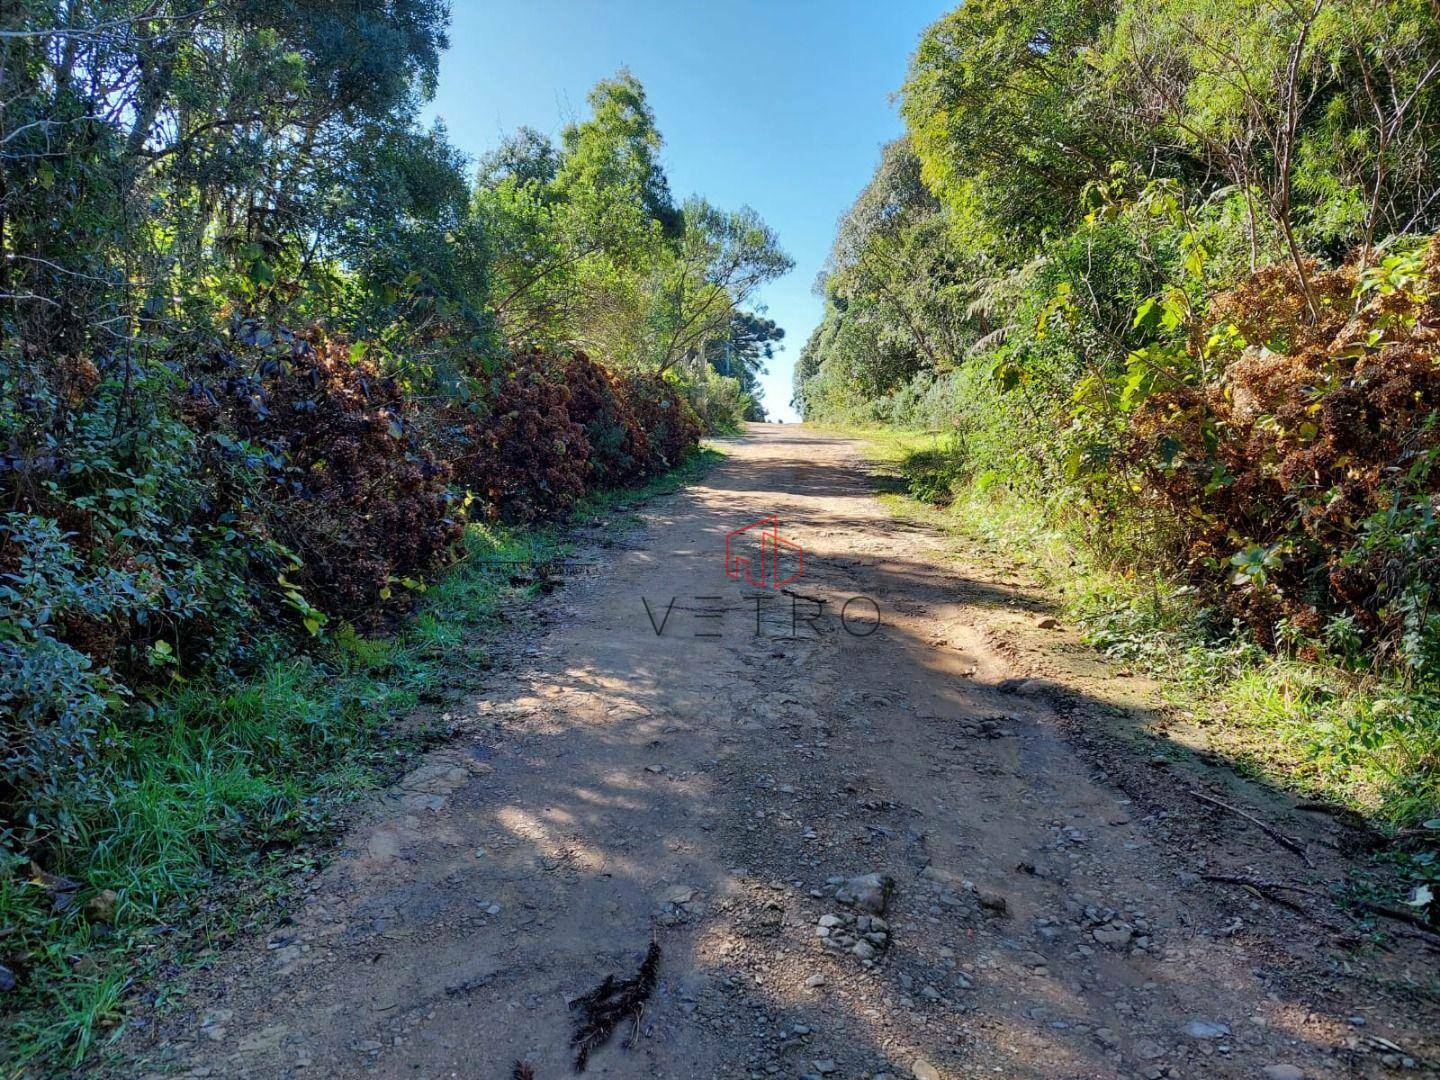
top-left (1130, 238), bottom-right (1440, 654)
top-left (449, 355), bottom-right (591, 523)
top-left (205, 328), bottom-right (463, 623)
top-left (620, 372), bottom-right (702, 469)
top-left (562, 352), bottom-right (652, 487)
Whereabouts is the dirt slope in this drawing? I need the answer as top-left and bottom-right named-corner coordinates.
top-left (127, 425), bottom-right (1438, 1080)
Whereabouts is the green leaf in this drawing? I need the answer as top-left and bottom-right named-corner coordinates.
top-left (1133, 296), bottom-right (1160, 332)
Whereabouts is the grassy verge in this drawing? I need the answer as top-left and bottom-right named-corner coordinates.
top-left (0, 447), bottom-right (723, 1076)
top-left (843, 426), bottom-right (1438, 904)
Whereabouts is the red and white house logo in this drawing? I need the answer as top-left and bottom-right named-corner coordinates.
top-left (724, 515), bottom-right (803, 589)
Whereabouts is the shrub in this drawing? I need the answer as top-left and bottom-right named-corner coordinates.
top-left (1129, 238), bottom-right (1440, 671)
top-left (561, 351), bottom-right (651, 487)
top-left (621, 372), bottom-right (702, 468)
top-left (0, 350), bottom-right (264, 842)
top-left (672, 358), bottom-right (753, 433)
top-left (450, 355), bottom-right (591, 522)
top-left (202, 325), bottom-right (465, 624)
top-left (0, 525), bottom-right (114, 842)
top-left (228, 325), bottom-right (460, 622)
top-left (0, 321), bottom-right (468, 843)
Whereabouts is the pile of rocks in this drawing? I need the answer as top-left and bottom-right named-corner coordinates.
top-left (1068, 901), bottom-right (1155, 957)
top-left (814, 909), bottom-right (891, 964)
top-left (814, 873), bottom-right (894, 966)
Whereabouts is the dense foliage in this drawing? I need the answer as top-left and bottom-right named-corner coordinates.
top-left (797, 0), bottom-right (1440, 829)
top-left (1, 1), bottom-right (790, 1028)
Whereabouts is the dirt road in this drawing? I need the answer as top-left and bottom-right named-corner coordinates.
top-left (133, 425), bottom-right (1438, 1079)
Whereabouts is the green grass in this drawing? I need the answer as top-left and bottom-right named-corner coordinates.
top-left (0, 446), bottom-right (723, 1077)
top-left (850, 425), bottom-right (1440, 832)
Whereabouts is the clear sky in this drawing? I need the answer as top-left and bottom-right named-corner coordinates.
top-left (424, 0), bottom-right (953, 421)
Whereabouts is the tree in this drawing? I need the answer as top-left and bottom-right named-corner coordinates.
top-left (703, 311), bottom-right (784, 419)
top-left (555, 69), bottom-right (680, 240)
top-left (649, 198), bottom-right (792, 372)
top-left (901, 0), bottom-right (1125, 248)
top-left (2, 0), bottom-right (453, 351)
top-left (477, 126), bottom-right (560, 189)
top-left (827, 138), bottom-right (977, 370)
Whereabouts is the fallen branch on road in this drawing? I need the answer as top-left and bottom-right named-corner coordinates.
top-left (1201, 873), bottom-right (1331, 924)
top-left (569, 938), bottom-right (662, 1071)
top-left (1350, 898), bottom-right (1440, 948)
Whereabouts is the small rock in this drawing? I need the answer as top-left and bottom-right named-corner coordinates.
top-left (85, 888), bottom-right (118, 923)
top-left (835, 872), bottom-right (893, 915)
top-left (1262, 1066), bottom-right (1305, 1080)
top-left (1035, 615), bottom-right (1060, 629)
top-left (998, 677), bottom-right (1048, 696)
top-left (911, 1060), bottom-right (940, 1080)
top-left (851, 941), bottom-right (878, 961)
top-left (1134, 1038), bottom-right (1165, 1060)
top-left (1184, 1019), bottom-right (1230, 1039)
top-left (976, 890), bottom-right (1008, 917)
top-left (1092, 924), bottom-right (1133, 948)
top-left (644, 763), bottom-right (665, 773)
top-left (818, 914), bottom-right (842, 928)
top-left (804, 973), bottom-right (826, 988)
top-left (199, 1008), bottom-right (232, 1043)
top-left (813, 1061), bottom-right (837, 1075)
top-left (658, 885), bottom-right (696, 906)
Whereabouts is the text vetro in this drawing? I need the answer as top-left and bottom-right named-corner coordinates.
top-left (641, 592), bottom-right (882, 639)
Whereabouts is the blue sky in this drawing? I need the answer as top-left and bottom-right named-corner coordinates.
top-left (424, 0), bottom-right (952, 421)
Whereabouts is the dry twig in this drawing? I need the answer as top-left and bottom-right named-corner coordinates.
top-left (1188, 789), bottom-right (1313, 865)
top-left (569, 939), bottom-right (661, 1072)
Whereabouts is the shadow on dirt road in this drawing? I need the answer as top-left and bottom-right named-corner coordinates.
top-left (123, 424), bottom-right (1438, 1080)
